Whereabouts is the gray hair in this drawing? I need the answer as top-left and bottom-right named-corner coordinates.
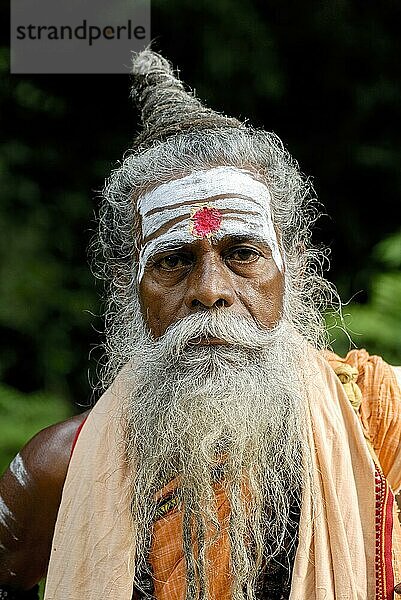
top-left (93, 126), bottom-right (337, 388)
top-left (92, 50), bottom-right (339, 388)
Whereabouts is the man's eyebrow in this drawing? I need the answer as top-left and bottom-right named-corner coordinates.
top-left (216, 233), bottom-right (273, 247)
top-left (147, 240), bottom-right (191, 257)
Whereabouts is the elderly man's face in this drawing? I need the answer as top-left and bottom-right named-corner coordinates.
top-left (139, 234), bottom-right (284, 338)
top-left (137, 167), bottom-right (285, 338)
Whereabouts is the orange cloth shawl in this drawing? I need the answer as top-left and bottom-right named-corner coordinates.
top-left (44, 347), bottom-right (401, 600)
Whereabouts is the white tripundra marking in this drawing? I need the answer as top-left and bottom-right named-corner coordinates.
top-left (9, 453), bottom-right (29, 488)
top-left (137, 166), bottom-right (283, 281)
top-left (143, 197), bottom-right (263, 238)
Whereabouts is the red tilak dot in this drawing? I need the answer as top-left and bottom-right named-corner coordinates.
top-left (191, 206), bottom-right (222, 238)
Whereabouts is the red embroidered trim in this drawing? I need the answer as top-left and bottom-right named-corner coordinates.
top-left (375, 466), bottom-right (395, 599)
top-left (190, 206), bottom-right (222, 238)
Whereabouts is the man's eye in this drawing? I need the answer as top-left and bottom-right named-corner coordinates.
top-left (157, 254), bottom-right (191, 270)
top-left (227, 248), bottom-right (260, 263)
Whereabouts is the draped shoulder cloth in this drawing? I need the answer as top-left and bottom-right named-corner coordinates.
top-left (44, 347), bottom-right (401, 600)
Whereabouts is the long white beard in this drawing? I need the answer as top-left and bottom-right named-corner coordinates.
top-left (122, 313), bottom-right (310, 600)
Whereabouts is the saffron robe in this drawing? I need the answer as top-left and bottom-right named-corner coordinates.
top-left (44, 346), bottom-right (401, 599)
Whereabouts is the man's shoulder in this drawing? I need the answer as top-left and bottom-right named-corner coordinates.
top-left (322, 347), bottom-right (400, 391)
top-left (0, 411), bottom-right (92, 588)
top-left (320, 347), bottom-right (401, 420)
top-left (1, 409), bottom-right (92, 505)
top-left (22, 410), bottom-right (91, 485)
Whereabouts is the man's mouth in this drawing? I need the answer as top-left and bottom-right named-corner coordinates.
top-left (188, 336), bottom-right (229, 347)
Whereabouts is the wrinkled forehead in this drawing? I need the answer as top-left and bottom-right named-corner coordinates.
top-left (136, 166), bottom-right (282, 281)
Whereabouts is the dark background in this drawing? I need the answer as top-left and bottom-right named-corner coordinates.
top-left (1, 0), bottom-right (401, 413)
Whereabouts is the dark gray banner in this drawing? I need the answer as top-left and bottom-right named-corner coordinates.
top-left (11, 0), bottom-right (150, 74)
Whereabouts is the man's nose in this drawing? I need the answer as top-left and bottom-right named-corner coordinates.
top-left (185, 255), bottom-right (235, 309)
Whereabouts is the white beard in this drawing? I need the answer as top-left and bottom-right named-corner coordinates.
top-left (122, 313), bottom-right (310, 600)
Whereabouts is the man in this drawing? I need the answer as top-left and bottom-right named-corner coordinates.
top-left (1, 50), bottom-right (401, 599)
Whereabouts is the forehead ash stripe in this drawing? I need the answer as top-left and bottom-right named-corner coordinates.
top-left (138, 167), bottom-right (269, 215)
top-left (142, 198), bottom-right (265, 242)
top-left (137, 167), bottom-right (283, 281)
top-left (145, 193), bottom-right (265, 217)
top-left (145, 210), bottom-right (269, 246)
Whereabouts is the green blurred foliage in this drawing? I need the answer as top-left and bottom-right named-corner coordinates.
top-left (0, 47), bottom-right (101, 403)
top-left (0, 0), bottom-right (400, 412)
top-left (330, 230), bottom-right (401, 364)
top-left (0, 384), bottom-right (72, 475)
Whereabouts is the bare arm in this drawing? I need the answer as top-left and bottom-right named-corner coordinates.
top-left (0, 411), bottom-right (90, 590)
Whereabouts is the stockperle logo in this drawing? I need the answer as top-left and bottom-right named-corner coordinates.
top-left (11, 0), bottom-right (150, 74)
